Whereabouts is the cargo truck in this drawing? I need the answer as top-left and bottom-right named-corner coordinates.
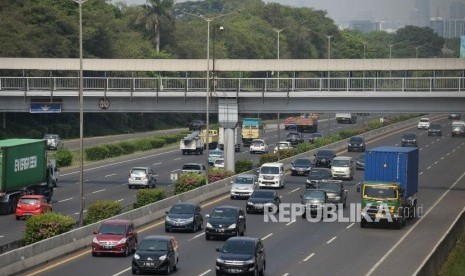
top-left (358, 146), bottom-right (419, 229)
top-left (200, 129), bottom-right (219, 149)
top-left (218, 127), bottom-right (241, 152)
top-left (179, 131), bottom-right (204, 155)
top-left (0, 139), bottom-right (58, 215)
top-left (295, 113), bottom-right (318, 133)
top-left (335, 113), bottom-right (357, 124)
top-left (241, 118), bottom-right (264, 146)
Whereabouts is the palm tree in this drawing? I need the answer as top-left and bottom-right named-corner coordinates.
top-left (137, 0), bottom-right (174, 52)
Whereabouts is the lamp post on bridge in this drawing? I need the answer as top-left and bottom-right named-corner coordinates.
top-left (326, 34), bottom-right (333, 91)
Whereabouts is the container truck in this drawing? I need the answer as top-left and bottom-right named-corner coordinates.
top-left (295, 113), bottom-right (318, 133)
top-left (358, 146), bottom-right (419, 229)
top-left (241, 118), bottom-right (264, 146)
top-left (0, 139), bottom-right (58, 215)
top-left (179, 131), bottom-right (204, 155)
top-left (218, 127), bottom-right (241, 152)
top-left (200, 129), bottom-right (219, 149)
top-left (335, 113), bottom-right (357, 124)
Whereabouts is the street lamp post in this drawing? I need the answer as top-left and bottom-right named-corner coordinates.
top-left (212, 24), bottom-right (224, 93)
top-left (183, 11), bottom-right (239, 184)
top-left (73, 0), bottom-right (87, 227)
top-left (326, 35), bottom-right (333, 91)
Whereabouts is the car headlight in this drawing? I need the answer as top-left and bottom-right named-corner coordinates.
top-left (206, 222), bottom-right (212, 228)
top-left (216, 257), bottom-right (225, 264)
top-left (134, 253), bottom-right (140, 260)
top-left (306, 167), bottom-right (311, 171)
top-left (228, 223), bottom-right (236, 229)
top-left (159, 255), bottom-right (167, 261)
top-left (186, 217), bottom-right (194, 223)
top-left (117, 237), bottom-right (127, 245)
top-left (402, 139), bottom-right (406, 142)
top-left (165, 216), bottom-right (173, 222)
top-left (335, 196), bottom-right (341, 201)
top-left (247, 201), bottom-right (253, 206)
top-left (291, 166), bottom-right (296, 170)
top-left (92, 237), bottom-right (99, 244)
top-left (245, 258), bottom-right (255, 264)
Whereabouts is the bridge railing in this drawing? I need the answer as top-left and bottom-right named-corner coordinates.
top-left (0, 76), bottom-right (463, 92)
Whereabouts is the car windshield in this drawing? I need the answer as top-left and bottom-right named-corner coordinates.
top-left (317, 150), bottom-right (334, 157)
top-left (364, 187), bottom-right (397, 199)
top-left (215, 159), bottom-right (224, 165)
top-left (429, 124), bottom-right (441, 129)
top-left (98, 223), bottom-right (127, 235)
top-left (211, 208), bottom-right (237, 219)
top-left (43, 134), bottom-right (58, 139)
top-left (420, 119), bottom-right (429, 123)
top-left (403, 133), bottom-right (416, 139)
top-left (209, 150), bottom-right (223, 157)
top-left (287, 133), bottom-right (300, 138)
top-left (332, 160), bottom-right (350, 167)
top-left (131, 168), bottom-right (147, 175)
top-left (308, 169), bottom-right (330, 178)
top-left (303, 191), bottom-right (326, 200)
top-left (260, 166), bottom-right (280, 174)
top-left (19, 198), bottom-right (39, 205)
top-left (318, 182), bottom-right (341, 192)
top-left (221, 240), bottom-right (254, 255)
top-left (250, 191), bottom-right (273, 199)
top-left (170, 204), bottom-right (194, 214)
top-left (138, 239), bottom-right (168, 251)
top-left (277, 143), bottom-right (290, 148)
top-left (350, 137), bottom-right (363, 143)
top-left (234, 176), bottom-right (254, 185)
top-left (182, 164), bottom-right (201, 170)
top-left (251, 141), bottom-right (264, 146)
top-left (294, 159), bottom-right (311, 166)
top-left (311, 133), bottom-right (323, 138)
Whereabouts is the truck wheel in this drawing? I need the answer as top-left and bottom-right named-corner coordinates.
top-left (360, 219), bottom-right (367, 228)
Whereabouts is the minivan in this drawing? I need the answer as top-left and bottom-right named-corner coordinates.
top-left (330, 156), bottom-right (355, 180)
top-left (258, 162), bottom-right (285, 189)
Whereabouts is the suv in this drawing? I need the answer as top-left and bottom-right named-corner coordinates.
top-left (300, 189), bottom-right (328, 218)
top-left (291, 158), bottom-right (312, 176)
top-left (258, 162), bottom-right (285, 189)
top-left (92, 219), bottom-right (138, 257)
top-left (188, 119), bottom-right (206, 131)
top-left (427, 123), bottom-right (442, 136)
top-left (215, 237), bottom-right (266, 276)
top-left (286, 132), bottom-right (304, 145)
top-left (401, 132), bottom-right (418, 147)
top-left (128, 167), bottom-right (156, 189)
top-left (417, 117), bottom-right (430, 129)
top-left (205, 205), bottom-right (246, 240)
top-left (230, 174), bottom-right (258, 199)
top-left (313, 149), bottom-right (336, 168)
top-left (43, 134), bottom-right (63, 150)
top-left (331, 156), bottom-right (355, 180)
top-left (181, 163), bottom-right (207, 175)
top-left (317, 180), bottom-right (348, 208)
top-left (165, 202), bottom-right (203, 233)
top-left (274, 141), bottom-right (292, 153)
top-left (132, 235), bottom-right (179, 275)
top-left (249, 139), bottom-right (268, 154)
top-left (306, 168), bottom-right (332, 189)
top-left (347, 136), bottom-right (366, 152)
top-left (246, 190), bottom-right (281, 214)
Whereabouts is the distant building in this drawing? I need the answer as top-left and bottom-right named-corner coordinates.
top-left (430, 18), bottom-right (465, 38)
top-left (348, 20), bottom-right (380, 33)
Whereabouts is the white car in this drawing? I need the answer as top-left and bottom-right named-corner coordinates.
top-left (258, 162), bottom-right (285, 189)
top-left (213, 158), bottom-right (224, 169)
top-left (230, 174), bottom-right (258, 199)
top-left (249, 139), bottom-right (269, 154)
top-left (417, 118), bottom-right (430, 129)
top-left (273, 141), bottom-right (292, 153)
top-left (128, 167), bottom-right (156, 189)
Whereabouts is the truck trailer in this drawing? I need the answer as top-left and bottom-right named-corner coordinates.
top-left (294, 113), bottom-right (318, 133)
top-left (0, 139), bottom-right (58, 215)
top-left (358, 146), bottom-right (419, 229)
top-left (179, 131), bottom-right (204, 155)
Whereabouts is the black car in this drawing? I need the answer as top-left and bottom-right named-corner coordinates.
top-left (291, 158), bottom-right (312, 176)
top-left (300, 189), bottom-right (328, 218)
top-left (428, 123), bottom-right (442, 136)
top-left (347, 136), bottom-right (366, 152)
top-left (317, 180), bottom-right (348, 208)
top-left (313, 149), bottom-right (336, 168)
top-left (165, 202), bottom-right (203, 233)
top-left (306, 168), bottom-right (332, 188)
top-left (132, 235), bottom-right (179, 275)
top-left (356, 153), bottom-right (365, 170)
top-left (246, 190), bottom-right (281, 214)
top-left (401, 132), bottom-right (418, 147)
top-left (215, 237), bottom-right (266, 276)
top-left (188, 119), bottom-right (206, 131)
top-left (308, 132), bottom-right (323, 143)
top-left (449, 113), bottom-right (461, 120)
top-left (205, 205), bottom-right (246, 240)
top-left (286, 132), bottom-right (304, 146)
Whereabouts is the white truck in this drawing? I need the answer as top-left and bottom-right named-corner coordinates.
top-left (218, 127), bottom-right (241, 152)
top-left (335, 113), bottom-right (357, 124)
top-left (180, 131), bottom-right (204, 155)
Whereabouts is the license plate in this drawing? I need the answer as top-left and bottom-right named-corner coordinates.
top-left (228, 269), bottom-right (242, 273)
top-left (375, 213), bottom-right (384, 218)
top-left (143, 262), bottom-right (155, 267)
top-left (135, 177), bottom-right (141, 180)
top-left (217, 229), bottom-right (224, 233)
top-left (103, 245), bottom-right (112, 249)
top-left (24, 213), bottom-right (32, 216)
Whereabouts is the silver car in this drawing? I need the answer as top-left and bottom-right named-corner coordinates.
top-left (43, 134), bottom-right (63, 150)
top-left (128, 167), bottom-right (156, 189)
top-left (230, 174), bottom-right (258, 199)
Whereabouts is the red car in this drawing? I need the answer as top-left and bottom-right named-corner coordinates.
top-left (15, 194), bottom-right (52, 220)
top-left (92, 219), bottom-right (138, 257)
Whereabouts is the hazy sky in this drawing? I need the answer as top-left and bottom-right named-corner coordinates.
top-left (123, 0), bottom-right (457, 25)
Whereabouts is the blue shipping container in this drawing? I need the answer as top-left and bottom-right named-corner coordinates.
top-left (364, 146), bottom-right (419, 198)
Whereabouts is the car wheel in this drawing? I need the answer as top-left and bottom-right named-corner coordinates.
top-left (165, 227), bottom-right (170, 233)
top-left (92, 251), bottom-right (97, 257)
top-left (360, 219), bottom-right (367, 228)
top-left (260, 260), bottom-right (266, 276)
top-left (205, 233), bottom-right (210, 240)
top-left (132, 268), bottom-right (138, 275)
top-left (124, 245), bottom-right (130, 257)
top-left (16, 216), bottom-right (20, 220)
top-left (128, 185), bottom-right (132, 189)
top-left (191, 224), bottom-right (196, 233)
top-left (230, 195), bottom-right (235, 200)
top-left (165, 263), bottom-right (171, 275)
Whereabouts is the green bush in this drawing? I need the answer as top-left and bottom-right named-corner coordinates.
top-left (134, 188), bottom-right (167, 208)
top-left (85, 199), bottom-right (122, 225)
top-left (338, 129), bottom-right (358, 139)
top-left (209, 168), bottom-right (234, 183)
top-left (24, 212), bottom-right (75, 245)
top-left (174, 173), bottom-right (206, 195)
top-left (149, 137), bottom-right (165, 148)
top-left (159, 134), bottom-right (179, 144)
top-left (104, 143), bottom-right (123, 158)
top-left (258, 149), bottom-right (297, 166)
top-left (85, 145), bottom-right (110, 161)
top-left (118, 141), bottom-right (137, 155)
top-left (134, 139), bottom-right (153, 151)
top-left (55, 147), bottom-right (73, 167)
top-left (235, 159), bottom-right (253, 174)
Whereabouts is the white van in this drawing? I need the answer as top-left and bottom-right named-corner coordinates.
top-left (331, 156), bottom-right (355, 180)
top-left (258, 162), bottom-right (285, 189)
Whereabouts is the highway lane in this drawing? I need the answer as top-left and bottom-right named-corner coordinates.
top-left (0, 114), bottom-right (371, 245)
top-left (17, 116), bottom-right (463, 276)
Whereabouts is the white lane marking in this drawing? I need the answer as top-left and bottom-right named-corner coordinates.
top-left (172, 169), bottom-right (180, 172)
top-left (346, 223), bottom-right (355, 229)
top-left (288, 188), bottom-right (300, 194)
top-left (189, 232), bottom-right (205, 241)
top-left (92, 189), bottom-right (106, 194)
top-left (303, 252), bottom-right (315, 262)
top-left (440, 156), bottom-right (445, 160)
top-left (326, 236), bottom-right (337, 244)
top-left (262, 233), bottom-right (273, 240)
top-left (286, 220), bottom-right (296, 226)
top-left (105, 173), bottom-right (116, 178)
top-left (58, 198), bottom-right (73, 203)
top-left (366, 169), bottom-right (465, 276)
top-left (283, 274), bottom-right (290, 276)
top-left (419, 171), bottom-right (424, 175)
top-left (198, 269), bottom-right (211, 276)
top-left (0, 235), bottom-right (4, 238)
top-left (434, 161), bottom-right (438, 165)
top-left (74, 210), bottom-right (87, 215)
top-left (174, 158), bottom-right (181, 161)
top-left (116, 199), bottom-right (124, 202)
top-left (112, 267), bottom-right (131, 276)
top-left (153, 162), bottom-right (161, 166)
top-left (426, 165), bottom-right (432, 170)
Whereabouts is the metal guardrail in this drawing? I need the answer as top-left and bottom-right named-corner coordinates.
top-left (0, 76), bottom-right (463, 93)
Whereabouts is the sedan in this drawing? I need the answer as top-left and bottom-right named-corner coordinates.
top-left (165, 202), bottom-right (203, 233)
top-left (356, 153), bottom-right (365, 170)
top-left (313, 149), bottom-right (336, 168)
top-left (428, 123), bottom-right (442, 136)
top-left (308, 132), bottom-right (323, 143)
top-left (15, 195), bottom-right (52, 220)
top-left (347, 136), bottom-right (366, 152)
top-left (132, 235), bottom-right (178, 275)
top-left (401, 132), bottom-right (418, 147)
top-left (291, 157), bottom-right (312, 176)
top-left (286, 132), bottom-right (304, 145)
top-left (306, 168), bottom-right (332, 189)
top-left (246, 190), bottom-right (281, 214)
top-left (249, 139), bottom-right (268, 154)
top-left (274, 141), bottom-right (292, 153)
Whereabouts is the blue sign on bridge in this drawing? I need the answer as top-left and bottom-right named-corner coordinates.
top-left (30, 103), bottom-right (62, 113)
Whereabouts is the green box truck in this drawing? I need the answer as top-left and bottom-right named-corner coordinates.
top-left (0, 139), bottom-right (58, 215)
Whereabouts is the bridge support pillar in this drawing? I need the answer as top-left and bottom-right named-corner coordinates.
top-left (218, 99), bottom-right (238, 172)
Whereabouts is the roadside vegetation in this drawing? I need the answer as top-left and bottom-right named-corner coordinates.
top-left (439, 231), bottom-right (465, 276)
